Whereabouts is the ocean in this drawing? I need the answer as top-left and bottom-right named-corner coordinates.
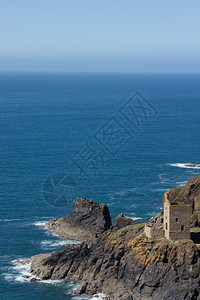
top-left (0, 72), bottom-right (200, 299)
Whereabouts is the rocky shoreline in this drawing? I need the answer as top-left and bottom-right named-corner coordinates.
top-left (25, 175), bottom-right (200, 299)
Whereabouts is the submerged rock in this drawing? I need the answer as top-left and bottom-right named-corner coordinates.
top-left (185, 164), bottom-right (197, 167)
top-left (30, 278), bottom-right (40, 282)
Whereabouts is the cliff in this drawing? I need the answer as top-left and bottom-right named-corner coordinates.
top-left (29, 230), bottom-right (200, 299)
top-left (26, 175), bottom-right (200, 299)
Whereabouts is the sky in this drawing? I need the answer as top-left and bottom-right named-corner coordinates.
top-left (0, 0), bottom-right (200, 72)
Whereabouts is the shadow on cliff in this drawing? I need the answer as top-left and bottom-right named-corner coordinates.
top-left (191, 231), bottom-right (200, 244)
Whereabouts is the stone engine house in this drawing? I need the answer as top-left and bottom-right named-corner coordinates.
top-left (163, 192), bottom-right (190, 240)
top-left (145, 192), bottom-right (191, 241)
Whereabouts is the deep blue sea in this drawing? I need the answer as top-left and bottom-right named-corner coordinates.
top-left (1, 72), bottom-right (200, 299)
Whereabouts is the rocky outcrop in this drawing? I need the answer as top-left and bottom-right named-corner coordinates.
top-left (27, 176), bottom-right (200, 299)
top-left (111, 214), bottom-right (136, 231)
top-left (47, 198), bottom-right (112, 244)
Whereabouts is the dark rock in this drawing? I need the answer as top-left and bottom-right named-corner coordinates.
top-left (74, 282), bottom-right (88, 294)
top-left (185, 164), bottom-right (196, 167)
top-left (30, 277), bottom-right (40, 282)
top-left (20, 259), bottom-right (30, 265)
top-left (47, 198), bottom-right (111, 244)
top-left (111, 214), bottom-right (136, 231)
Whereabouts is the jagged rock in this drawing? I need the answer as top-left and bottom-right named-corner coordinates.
top-left (47, 198), bottom-right (111, 244)
top-left (74, 282), bottom-right (88, 294)
top-left (111, 214), bottom-right (136, 231)
top-left (19, 258), bottom-right (30, 265)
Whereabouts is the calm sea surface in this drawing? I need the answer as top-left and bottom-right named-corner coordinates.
top-left (0, 73), bottom-right (200, 299)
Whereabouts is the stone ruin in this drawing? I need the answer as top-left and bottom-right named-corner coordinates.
top-left (145, 192), bottom-right (191, 241)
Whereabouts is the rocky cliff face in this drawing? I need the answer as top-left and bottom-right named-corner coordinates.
top-left (29, 224), bottom-right (200, 299)
top-left (27, 176), bottom-right (200, 300)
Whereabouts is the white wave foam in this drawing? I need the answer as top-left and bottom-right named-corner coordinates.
top-left (34, 221), bottom-right (60, 239)
top-left (130, 204), bottom-right (138, 208)
top-left (34, 219), bottom-right (81, 250)
top-left (176, 180), bottom-right (187, 186)
top-left (39, 279), bottom-right (64, 284)
top-left (146, 211), bottom-right (159, 217)
top-left (169, 163), bottom-right (200, 169)
top-left (125, 216), bottom-right (142, 221)
top-left (41, 239), bottom-right (80, 249)
top-left (72, 296), bottom-right (90, 300)
top-left (114, 187), bottom-right (138, 197)
top-left (5, 261), bottom-right (106, 298)
top-left (34, 220), bottom-right (57, 237)
top-left (91, 294), bottom-right (107, 299)
top-left (47, 231), bottom-right (61, 238)
top-left (115, 191), bottom-right (126, 196)
top-left (151, 188), bottom-right (170, 192)
top-left (0, 219), bottom-right (22, 222)
top-left (158, 173), bottom-right (168, 183)
top-left (34, 221), bottom-right (47, 227)
top-left (34, 220), bottom-right (63, 238)
top-left (35, 216), bottom-right (54, 219)
top-left (4, 259), bottom-right (33, 283)
top-left (107, 202), bottom-right (115, 206)
top-left (72, 293), bottom-right (107, 300)
top-left (5, 259), bottom-right (65, 284)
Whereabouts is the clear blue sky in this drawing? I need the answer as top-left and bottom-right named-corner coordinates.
top-left (1, 0), bottom-right (200, 72)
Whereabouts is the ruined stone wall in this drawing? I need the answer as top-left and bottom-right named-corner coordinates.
top-left (145, 224), bottom-right (164, 239)
top-left (144, 224), bottom-right (152, 239)
top-left (168, 204), bottom-right (190, 240)
top-left (164, 198), bottom-right (170, 239)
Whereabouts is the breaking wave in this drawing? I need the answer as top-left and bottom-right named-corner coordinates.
top-left (41, 239), bottom-right (80, 250)
top-left (4, 259), bottom-right (65, 285)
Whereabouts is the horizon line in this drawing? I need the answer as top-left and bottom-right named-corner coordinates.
top-left (0, 70), bottom-right (200, 74)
